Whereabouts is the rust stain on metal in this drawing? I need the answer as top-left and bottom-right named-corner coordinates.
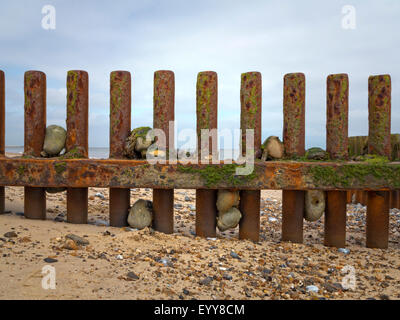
top-left (325, 74), bottom-right (348, 248)
top-left (110, 71), bottom-right (131, 159)
top-left (24, 71), bottom-right (46, 157)
top-left (283, 73), bottom-right (305, 157)
top-left (154, 70), bottom-right (174, 150)
top-left (240, 71), bottom-right (262, 155)
top-left (109, 71), bottom-right (131, 227)
top-left (367, 191), bottom-right (389, 249)
top-left (66, 70), bottom-right (89, 224)
top-left (66, 70), bottom-right (89, 158)
top-left (196, 71), bottom-right (217, 156)
top-left (196, 71), bottom-right (218, 238)
top-left (368, 75), bottom-right (391, 157)
top-left (326, 74), bottom-right (349, 159)
top-left (239, 72), bottom-right (262, 242)
top-left (153, 70), bottom-right (175, 234)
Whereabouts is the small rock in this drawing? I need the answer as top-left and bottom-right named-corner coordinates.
top-left (66, 234), bottom-right (89, 246)
top-left (127, 272), bottom-right (139, 280)
top-left (95, 192), bottom-right (105, 200)
top-left (199, 277), bottom-right (213, 286)
top-left (268, 217), bottom-right (277, 222)
top-left (230, 251), bottom-right (240, 259)
top-left (184, 196), bottom-right (191, 201)
top-left (183, 288), bottom-right (190, 295)
top-left (116, 254), bottom-right (123, 260)
top-left (207, 237), bottom-right (217, 241)
top-left (160, 258), bottom-right (174, 267)
top-left (306, 285), bottom-right (319, 293)
top-left (379, 294), bottom-right (390, 300)
top-left (338, 248), bottom-right (350, 254)
top-left (127, 199), bottom-right (153, 229)
top-left (63, 239), bottom-right (78, 250)
top-left (4, 231), bottom-right (17, 238)
top-left (44, 257), bottom-right (58, 263)
top-left (223, 274), bottom-right (233, 280)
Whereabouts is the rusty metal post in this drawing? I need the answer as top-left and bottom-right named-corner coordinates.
top-left (196, 71), bottom-right (218, 238)
top-left (109, 71), bottom-right (131, 227)
top-left (366, 75), bottom-right (391, 249)
top-left (153, 70), bottom-right (175, 234)
top-left (24, 71), bottom-right (46, 220)
top-left (325, 74), bottom-right (348, 248)
top-left (66, 71), bottom-right (88, 224)
top-left (282, 73), bottom-right (305, 243)
top-left (0, 71), bottom-right (4, 214)
top-left (239, 72), bottom-right (261, 242)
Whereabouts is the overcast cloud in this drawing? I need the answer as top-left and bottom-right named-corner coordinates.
top-left (1, 0), bottom-right (399, 149)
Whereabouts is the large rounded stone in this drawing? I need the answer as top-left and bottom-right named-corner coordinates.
top-left (127, 199), bottom-right (153, 229)
top-left (305, 147), bottom-right (329, 161)
top-left (217, 207), bottom-right (242, 231)
top-left (43, 125), bottom-right (67, 156)
top-left (304, 190), bottom-right (325, 222)
top-left (124, 127), bottom-right (154, 159)
top-left (216, 190), bottom-right (240, 213)
top-left (260, 136), bottom-right (284, 160)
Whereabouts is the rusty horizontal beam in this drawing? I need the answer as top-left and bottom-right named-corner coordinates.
top-left (0, 158), bottom-right (400, 190)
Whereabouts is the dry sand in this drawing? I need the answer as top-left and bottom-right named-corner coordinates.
top-left (1, 154), bottom-right (400, 300)
top-left (1, 186), bottom-right (400, 300)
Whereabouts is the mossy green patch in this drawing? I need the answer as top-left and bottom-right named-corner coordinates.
top-left (178, 164), bottom-right (257, 187)
top-left (54, 162), bottom-right (67, 174)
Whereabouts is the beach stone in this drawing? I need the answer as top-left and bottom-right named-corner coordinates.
top-left (127, 199), bottom-right (153, 230)
top-left (216, 190), bottom-right (240, 213)
top-left (306, 285), bottom-right (319, 293)
top-left (199, 276), bottom-right (213, 286)
top-left (65, 234), bottom-right (89, 246)
top-left (305, 147), bottom-right (329, 160)
top-left (260, 136), bottom-right (284, 160)
top-left (43, 125), bottom-right (67, 156)
top-left (63, 239), bottom-right (78, 250)
top-left (124, 127), bottom-right (155, 159)
top-left (127, 272), bottom-right (139, 280)
top-left (217, 207), bottom-right (242, 231)
top-left (4, 231), bottom-right (17, 238)
top-left (44, 257), bottom-right (58, 263)
top-left (304, 190), bottom-right (325, 222)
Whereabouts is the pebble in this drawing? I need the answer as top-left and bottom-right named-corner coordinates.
top-left (127, 272), bottom-right (139, 280)
top-left (160, 258), bottom-right (174, 268)
top-left (338, 248), bottom-right (350, 254)
top-left (199, 277), bottom-right (213, 286)
top-left (223, 274), bottom-right (233, 281)
top-left (44, 257), bottom-right (58, 263)
top-left (183, 288), bottom-right (190, 295)
top-left (116, 254), bottom-right (123, 260)
top-left (66, 234), bottom-right (89, 246)
top-left (306, 285), bottom-right (319, 293)
top-left (268, 217), bottom-right (277, 222)
top-left (206, 237), bottom-right (217, 241)
top-left (230, 251), bottom-right (240, 259)
top-left (63, 239), bottom-right (78, 250)
top-left (4, 231), bottom-right (17, 238)
top-left (95, 192), bottom-right (105, 200)
top-left (184, 196), bottom-right (191, 201)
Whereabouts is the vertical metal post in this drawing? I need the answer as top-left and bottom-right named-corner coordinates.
top-left (325, 74), bottom-right (348, 248)
top-left (196, 71), bottom-right (218, 238)
top-left (366, 75), bottom-right (391, 249)
top-left (0, 71), bottom-right (4, 214)
top-left (66, 71), bottom-right (88, 224)
top-left (153, 70), bottom-right (175, 234)
top-left (24, 71), bottom-right (46, 220)
top-left (282, 73), bottom-right (305, 243)
top-left (239, 72), bottom-right (261, 242)
top-left (109, 71), bottom-right (131, 227)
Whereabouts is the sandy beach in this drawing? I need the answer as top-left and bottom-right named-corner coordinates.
top-left (1, 175), bottom-right (400, 300)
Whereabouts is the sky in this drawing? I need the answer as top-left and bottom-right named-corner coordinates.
top-left (0, 0), bottom-right (399, 149)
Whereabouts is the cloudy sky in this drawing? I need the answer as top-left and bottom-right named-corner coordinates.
top-left (1, 0), bottom-right (399, 149)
